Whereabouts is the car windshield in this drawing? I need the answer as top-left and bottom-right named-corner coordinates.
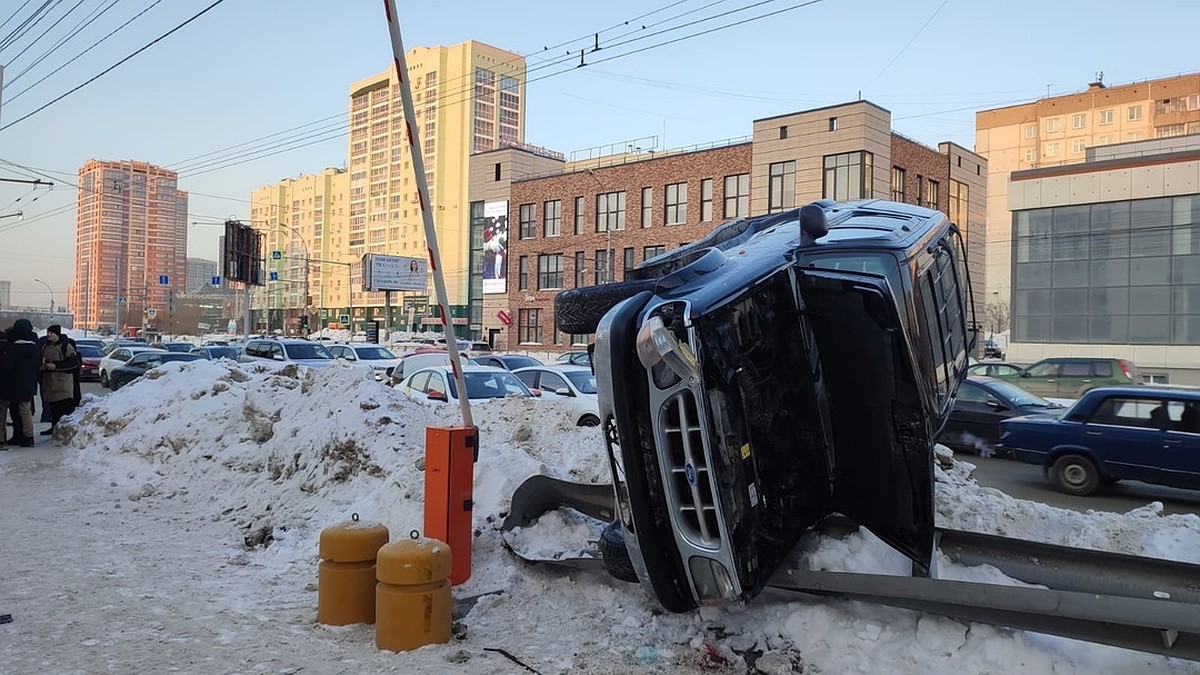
top-left (284, 343), bottom-right (333, 360)
top-left (502, 356), bottom-right (541, 369)
top-left (564, 370), bottom-right (597, 394)
top-left (77, 345), bottom-right (103, 358)
top-left (207, 347), bottom-right (240, 360)
top-left (447, 371), bottom-right (533, 399)
top-left (161, 343), bottom-right (192, 352)
top-left (353, 346), bottom-right (396, 360)
top-left (986, 379), bottom-right (1057, 408)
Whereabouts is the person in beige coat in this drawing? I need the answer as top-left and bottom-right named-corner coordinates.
top-left (40, 325), bottom-right (79, 434)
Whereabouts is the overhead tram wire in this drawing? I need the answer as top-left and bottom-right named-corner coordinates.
top-left (3, 0), bottom-right (124, 89)
top-left (4, 0), bottom-right (164, 104)
top-left (4, 0), bottom-right (88, 65)
top-left (0, 0), bottom-right (227, 132)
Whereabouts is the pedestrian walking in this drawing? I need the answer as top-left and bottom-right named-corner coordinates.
top-left (40, 325), bottom-right (79, 435)
top-left (1, 320), bottom-right (42, 448)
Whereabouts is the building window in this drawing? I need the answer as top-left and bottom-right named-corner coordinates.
top-left (543, 200), bottom-right (561, 237)
top-left (1071, 139), bottom-right (1087, 153)
top-left (1099, 109), bottom-right (1115, 125)
top-left (574, 196), bottom-right (585, 235)
top-left (822, 151), bottom-right (873, 202)
top-left (518, 256), bottom-right (528, 291)
top-left (664, 182), bottom-right (687, 225)
top-left (779, 125), bottom-right (788, 140)
top-left (1045, 118), bottom-right (1061, 133)
top-left (519, 203), bottom-right (536, 239)
top-left (569, 333), bottom-right (590, 346)
top-left (641, 187), bottom-right (652, 227)
top-left (1126, 131), bottom-right (1144, 142)
top-left (1156, 124), bottom-right (1186, 138)
top-left (643, 245), bottom-right (664, 260)
top-left (594, 249), bottom-right (609, 285)
top-left (948, 179), bottom-right (968, 226)
top-left (493, 163), bottom-right (502, 181)
top-left (1098, 135), bottom-right (1112, 145)
top-left (574, 251), bottom-right (586, 287)
top-left (537, 253), bottom-right (564, 290)
top-left (768, 161), bottom-right (795, 213)
top-left (1044, 143), bottom-right (1059, 158)
top-left (828, 117), bottom-right (838, 131)
top-left (517, 308), bottom-right (541, 344)
top-left (596, 191), bottom-right (626, 232)
top-left (1127, 105), bottom-right (1143, 121)
top-left (1071, 113), bottom-right (1087, 129)
top-left (623, 247), bottom-right (635, 277)
top-left (925, 179), bottom-right (939, 209)
top-left (1024, 124), bottom-right (1037, 139)
top-left (700, 178), bottom-right (713, 222)
top-left (891, 167), bottom-right (906, 202)
top-left (723, 174), bottom-right (748, 218)
top-left (1023, 149), bottom-right (1035, 163)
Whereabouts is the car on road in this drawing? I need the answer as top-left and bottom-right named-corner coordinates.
top-left (74, 338), bottom-right (106, 352)
top-left (938, 376), bottom-right (1064, 456)
top-left (388, 348), bottom-right (452, 385)
top-left (1002, 386), bottom-right (1200, 496)
top-left (470, 354), bottom-right (543, 371)
top-left (327, 343), bottom-right (400, 381)
top-left (99, 345), bottom-right (165, 387)
top-left (990, 357), bottom-right (1138, 398)
top-left (76, 344), bottom-right (105, 382)
top-left (190, 345), bottom-right (241, 361)
top-left (555, 350), bottom-right (592, 367)
top-left (239, 338), bottom-right (334, 368)
top-left (159, 341), bottom-right (195, 353)
top-left (513, 364), bottom-right (600, 426)
top-left (983, 339), bottom-right (1004, 359)
top-left (967, 362), bottom-right (1025, 378)
top-left (110, 352), bottom-right (207, 390)
top-left (398, 365), bottom-right (537, 403)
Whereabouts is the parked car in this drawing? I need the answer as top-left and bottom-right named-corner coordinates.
top-left (471, 354), bottom-right (543, 371)
top-left (239, 338), bottom-right (334, 367)
top-left (513, 365), bottom-right (600, 426)
top-left (74, 338), bottom-right (106, 351)
top-left (159, 341), bottom-right (195, 353)
top-left (388, 348), bottom-right (452, 385)
top-left (991, 357), bottom-right (1138, 398)
top-left (967, 362), bottom-right (1025, 378)
top-left (76, 344), bottom-right (104, 382)
top-left (465, 341), bottom-right (494, 356)
top-left (99, 346), bottom-right (165, 388)
top-left (327, 343), bottom-right (400, 381)
top-left (190, 345), bottom-right (241, 361)
top-left (399, 365), bottom-right (537, 403)
top-left (938, 376), bottom-right (1064, 456)
top-left (982, 339), bottom-right (1004, 359)
top-left (110, 352), bottom-right (207, 390)
top-left (1003, 386), bottom-right (1200, 496)
top-left (101, 339), bottom-right (148, 356)
top-left (555, 350), bottom-right (592, 367)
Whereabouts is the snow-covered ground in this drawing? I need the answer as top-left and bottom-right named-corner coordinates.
top-left (2, 361), bottom-right (1198, 673)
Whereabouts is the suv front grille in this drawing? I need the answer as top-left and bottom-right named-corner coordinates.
top-left (661, 390), bottom-right (720, 548)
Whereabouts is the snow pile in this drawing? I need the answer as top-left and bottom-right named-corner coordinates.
top-left (50, 363), bottom-right (1200, 674)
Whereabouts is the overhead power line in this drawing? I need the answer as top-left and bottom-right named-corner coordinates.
top-left (3, 0), bottom-right (124, 89)
top-left (0, 0), bottom-right (37, 36)
top-left (4, 0), bottom-right (86, 65)
top-left (0, 0), bottom-right (56, 53)
top-left (0, 0), bottom-right (226, 133)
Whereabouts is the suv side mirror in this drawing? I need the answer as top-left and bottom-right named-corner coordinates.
top-left (273, 353), bottom-right (286, 361)
top-left (555, 387), bottom-right (574, 397)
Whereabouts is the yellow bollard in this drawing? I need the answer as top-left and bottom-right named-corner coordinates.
top-left (317, 517), bottom-right (390, 626)
top-left (375, 535), bottom-right (453, 652)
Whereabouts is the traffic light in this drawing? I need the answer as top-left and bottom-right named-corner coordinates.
top-left (300, 315), bottom-right (309, 330)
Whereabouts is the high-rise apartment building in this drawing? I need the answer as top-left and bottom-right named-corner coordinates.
top-left (70, 160), bottom-right (188, 333)
top-left (248, 168), bottom-right (350, 334)
top-left (186, 258), bottom-right (218, 293)
top-left (975, 73), bottom-right (1200, 304)
top-left (344, 40), bottom-right (525, 332)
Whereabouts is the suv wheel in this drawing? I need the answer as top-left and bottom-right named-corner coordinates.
top-left (99, 370), bottom-right (109, 388)
top-left (1051, 453), bottom-right (1101, 496)
top-left (555, 280), bottom-right (657, 335)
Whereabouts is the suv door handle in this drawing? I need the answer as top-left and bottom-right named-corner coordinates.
top-left (1086, 430), bottom-right (1103, 436)
top-left (1164, 438), bottom-right (1182, 445)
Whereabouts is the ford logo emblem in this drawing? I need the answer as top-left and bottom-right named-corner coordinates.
top-left (685, 463), bottom-right (697, 486)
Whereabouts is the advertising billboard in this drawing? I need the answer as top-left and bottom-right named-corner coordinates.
top-left (362, 253), bottom-right (428, 292)
top-left (482, 200), bottom-right (508, 294)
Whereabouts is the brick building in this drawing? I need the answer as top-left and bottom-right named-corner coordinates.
top-left (467, 100), bottom-right (987, 352)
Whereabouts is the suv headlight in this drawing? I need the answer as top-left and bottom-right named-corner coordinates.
top-left (688, 556), bottom-right (736, 603)
top-left (636, 315), bottom-right (700, 386)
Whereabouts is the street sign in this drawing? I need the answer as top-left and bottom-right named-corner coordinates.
top-left (158, 275), bottom-right (169, 285)
top-left (269, 271), bottom-right (279, 281)
top-left (339, 314), bottom-right (350, 326)
top-left (146, 308), bottom-right (158, 318)
top-left (271, 250), bottom-right (282, 260)
top-left (497, 310), bottom-right (512, 326)
top-left (211, 276), bottom-right (221, 286)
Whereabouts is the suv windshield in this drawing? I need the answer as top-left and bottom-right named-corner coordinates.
top-left (447, 371), bottom-right (532, 399)
top-left (353, 346), bottom-right (396, 360)
top-left (284, 343), bottom-right (333, 360)
top-left (565, 370), bottom-right (597, 394)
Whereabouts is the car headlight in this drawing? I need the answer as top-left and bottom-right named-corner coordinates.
top-left (636, 315), bottom-right (700, 386)
top-left (688, 556), bottom-right (737, 603)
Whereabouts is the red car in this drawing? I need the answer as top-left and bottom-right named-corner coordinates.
top-left (77, 344), bottom-right (104, 381)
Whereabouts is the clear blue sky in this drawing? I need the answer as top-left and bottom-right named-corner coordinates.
top-left (0, 0), bottom-right (1194, 307)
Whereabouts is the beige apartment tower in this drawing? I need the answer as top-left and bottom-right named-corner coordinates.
top-left (342, 40), bottom-right (525, 332)
top-left (71, 160), bottom-right (188, 333)
top-left (975, 73), bottom-right (1200, 305)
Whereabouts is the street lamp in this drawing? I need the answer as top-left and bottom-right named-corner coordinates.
top-left (33, 277), bottom-right (54, 312)
top-left (0, 211), bottom-right (22, 220)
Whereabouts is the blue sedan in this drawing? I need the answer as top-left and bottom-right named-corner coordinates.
top-left (1001, 386), bottom-right (1200, 496)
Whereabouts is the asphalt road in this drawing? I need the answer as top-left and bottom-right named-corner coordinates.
top-left (966, 453), bottom-right (1200, 517)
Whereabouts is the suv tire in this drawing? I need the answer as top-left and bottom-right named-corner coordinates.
top-left (1051, 453), bottom-right (1101, 496)
top-left (598, 521), bottom-right (639, 583)
top-left (555, 280), bottom-right (657, 335)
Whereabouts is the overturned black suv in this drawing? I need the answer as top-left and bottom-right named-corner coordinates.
top-left (556, 199), bottom-right (975, 612)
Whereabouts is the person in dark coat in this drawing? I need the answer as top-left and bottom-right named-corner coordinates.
top-left (1, 319), bottom-right (42, 447)
top-left (40, 324), bottom-right (79, 435)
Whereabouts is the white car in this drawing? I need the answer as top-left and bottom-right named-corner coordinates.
top-left (99, 346), bottom-right (165, 388)
top-left (399, 365), bottom-right (537, 403)
top-left (327, 343), bottom-right (400, 381)
top-left (513, 365), bottom-right (600, 426)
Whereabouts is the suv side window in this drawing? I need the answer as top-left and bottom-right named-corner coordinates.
top-left (917, 240), bottom-right (969, 406)
top-left (409, 371), bottom-right (430, 392)
top-left (515, 371), bottom-right (538, 389)
top-left (1092, 361), bottom-right (1113, 378)
top-left (1026, 361), bottom-right (1057, 377)
top-left (1060, 362), bottom-right (1091, 378)
top-left (954, 381), bottom-right (991, 404)
top-left (245, 342), bottom-right (262, 358)
top-left (269, 343), bottom-right (285, 360)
